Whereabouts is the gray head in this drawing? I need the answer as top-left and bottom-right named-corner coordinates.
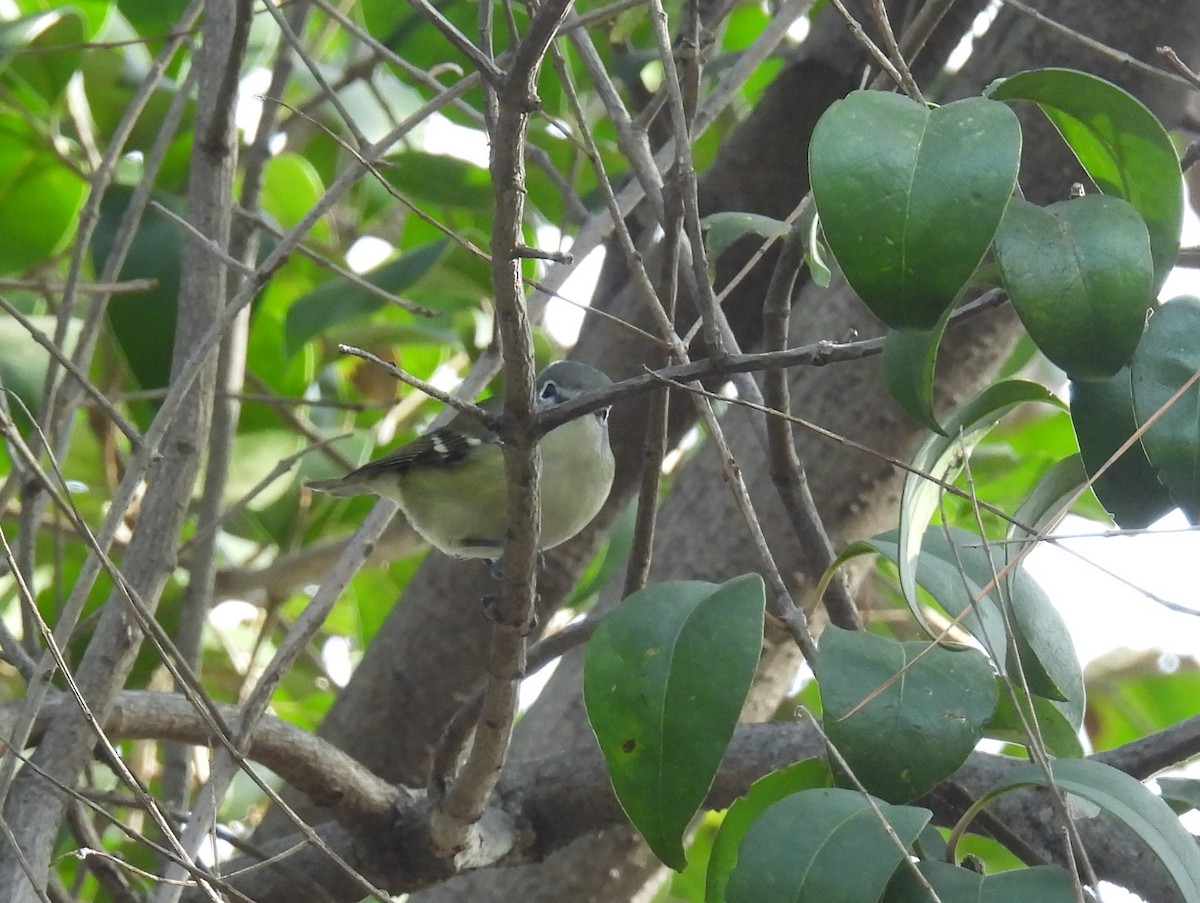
top-left (535, 360), bottom-right (613, 409)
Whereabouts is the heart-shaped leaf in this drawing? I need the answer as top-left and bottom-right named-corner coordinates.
top-left (818, 626), bottom-right (998, 803)
top-left (810, 92), bottom-right (1019, 328)
top-left (995, 195), bottom-right (1152, 381)
top-left (988, 68), bottom-right (1182, 293)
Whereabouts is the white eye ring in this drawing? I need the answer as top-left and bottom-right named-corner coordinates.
top-left (539, 380), bottom-right (559, 402)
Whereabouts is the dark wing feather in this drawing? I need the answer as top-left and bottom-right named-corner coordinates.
top-left (344, 426), bottom-right (488, 480)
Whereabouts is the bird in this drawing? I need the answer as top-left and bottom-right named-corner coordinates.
top-left (307, 360), bottom-right (615, 559)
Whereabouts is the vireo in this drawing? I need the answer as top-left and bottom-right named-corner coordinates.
top-left (308, 360), bottom-right (615, 559)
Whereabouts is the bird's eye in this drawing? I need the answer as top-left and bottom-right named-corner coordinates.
top-left (539, 380), bottom-right (559, 402)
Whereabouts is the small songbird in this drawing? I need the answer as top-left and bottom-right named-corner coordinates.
top-left (308, 360), bottom-right (616, 559)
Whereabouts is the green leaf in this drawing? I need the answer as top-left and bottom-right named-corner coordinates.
top-left (0, 110), bottom-right (87, 274)
top-left (0, 314), bottom-right (81, 420)
top-left (700, 212), bottom-right (790, 264)
top-left (262, 153), bottom-right (330, 238)
top-left (862, 528), bottom-right (1085, 731)
top-left (881, 305), bottom-right (954, 432)
top-left (381, 150), bottom-right (494, 211)
top-left (706, 760), bottom-right (832, 903)
top-left (803, 207), bottom-right (832, 287)
top-left (1071, 369), bottom-right (1175, 528)
top-left (885, 860), bottom-right (1076, 902)
top-left (283, 240), bottom-right (449, 355)
top-left (853, 532), bottom-right (1010, 670)
top-left (897, 380), bottom-right (1062, 629)
top-left (994, 196), bottom-right (1152, 381)
top-left (986, 759), bottom-right (1200, 903)
top-left (987, 68), bottom-right (1182, 293)
top-left (810, 92), bottom-right (1020, 329)
top-left (724, 788), bottom-right (930, 902)
top-left (987, 685), bottom-right (1083, 758)
top-left (584, 575), bottom-right (766, 870)
top-left (1007, 454), bottom-right (1088, 545)
top-left (0, 7), bottom-right (85, 105)
top-left (91, 187), bottom-right (183, 392)
top-left (1131, 296), bottom-right (1200, 523)
top-left (818, 626), bottom-right (997, 803)
top-left (1157, 777), bottom-right (1200, 815)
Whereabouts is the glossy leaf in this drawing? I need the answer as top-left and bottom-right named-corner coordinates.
top-left (1131, 297), bottom-right (1200, 523)
top-left (988, 68), bottom-right (1182, 292)
top-left (983, 759), bottom-right (1200, 903)
top-left (0, 110), bottom-right (87, 274)
top-left (706, 759), bottom-right (832, 903)
top-left (584, 575), bottom-right (766, 870)
top-left (700, 212), bottom-right (790, 264)
top-left (863, 528), bottom-right (1084, 728)
top-left (994, 196), bottom-right (1152, 381)
top-left (724, 788), bottom-right (930, 903)
top-left (91, 187), bottom-right (184, 392)
top-left (987, 684), bottom-right (1083, 758)
top-left (881, 305), bottom-right (954, 432)
top-left (1071, 370), bottom-right (1174, 528)
top-left (283, 240), bottom-right (448, 355)
top-left (885, 860), bottom-right (1076, 902)
top-left (0, 8), bottom-right (85, 105)
top-left (810, 92), bottom-right (1019, 329)
top-left (897, 380), bottom-right (1062, 627)
top-left (382, 150), bottom-right (494, 211)
top-left (818, 626), bottom-right (998, 803)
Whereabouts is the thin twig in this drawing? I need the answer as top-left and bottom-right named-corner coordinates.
top-left (760, 222), bottom-right (862, 630)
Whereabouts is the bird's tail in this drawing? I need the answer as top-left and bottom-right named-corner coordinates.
top-left (306, 478), bottom-right (363, 498)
